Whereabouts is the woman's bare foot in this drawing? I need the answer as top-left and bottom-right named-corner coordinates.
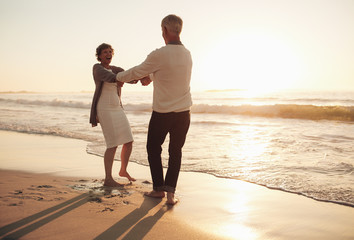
top-left (167, 192), bottom-right (178, 205)
top-left (144, 190), bottom-right (165, 198)
top-left (119, 170), bottom-right (136, 182)
top-left (103, 178), bottom-right (123, 187)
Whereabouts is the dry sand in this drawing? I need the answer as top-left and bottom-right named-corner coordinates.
top-left (0, 130), bottom-right (353, 239)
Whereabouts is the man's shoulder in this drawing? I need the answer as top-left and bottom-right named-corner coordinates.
top-left (152, 45), bottom-right (190, 54)
top-left (150, 46), bottom-right (165, 54)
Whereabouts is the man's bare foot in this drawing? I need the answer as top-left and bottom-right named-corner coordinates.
top-left (144, 190), bottom-right (165, 198)
top-left (119, 170), bottom-right (136, 182)
top-left (167, 192), bottom-right (178, 205)
top-left (103, 178), bottom-right (123, 187)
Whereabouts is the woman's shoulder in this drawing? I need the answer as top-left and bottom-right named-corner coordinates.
top-left (93, 63), bottom-right (102, 70)
top-left (110, 65), bottom-right (124, 73)
top-left (92, 64), bottom-right (123, 73)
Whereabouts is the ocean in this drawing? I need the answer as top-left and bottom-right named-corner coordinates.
top-left (0, 90), bottom-right (353, 207)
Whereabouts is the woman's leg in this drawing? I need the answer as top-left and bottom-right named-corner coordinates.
top-left (104, 146), bottom-right (121, 187)
top-left (119, 141), bottom-right (136, 182)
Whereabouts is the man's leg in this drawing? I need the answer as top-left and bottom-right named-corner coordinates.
top-left (146, 112), bottom-right (169, 194)
top-left (165, 111), bottom-right (190, 198)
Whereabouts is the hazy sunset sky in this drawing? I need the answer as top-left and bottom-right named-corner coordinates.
top-left (1, 0), bottom-right (353, 92)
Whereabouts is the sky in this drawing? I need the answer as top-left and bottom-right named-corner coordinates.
top-left (0, 0), bottom-right (353, 93)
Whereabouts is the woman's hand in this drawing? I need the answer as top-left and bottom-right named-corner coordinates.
top-left (128, 80), bottom-right (139, 84)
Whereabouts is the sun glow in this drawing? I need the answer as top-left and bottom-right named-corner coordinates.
top-left (219, 182), bottom-right (259, 240)
top-left (199, 33), bottom-right (303, 93)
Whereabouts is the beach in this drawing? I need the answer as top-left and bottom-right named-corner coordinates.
top-left (0, 130), bottom-right (353, 240)
top-left (1, 91), bottom-right (354, 207)
top-left (2, 0), bottom-right (354, 238)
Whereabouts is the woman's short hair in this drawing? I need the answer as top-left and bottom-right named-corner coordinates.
top-left (161, 14), bottom-right (183, 35)
top-left (95, 43), bottom-right (114, 61)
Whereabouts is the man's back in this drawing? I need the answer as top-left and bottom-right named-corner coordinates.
top-left (150, 44), bottom-right (192, 113)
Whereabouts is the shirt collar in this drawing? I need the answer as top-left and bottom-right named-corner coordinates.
top-left (167, 40), bottom-right (182, 45)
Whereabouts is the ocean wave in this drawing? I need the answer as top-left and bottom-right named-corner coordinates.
top-left (0, 123), bottom-right (97, 142)
top-left (0, 98), bottom-right (90, 109)
top-left (0, 97), bottom-right (152, 112)
top-left (1, 97), bottom-right (353, 121)
top-left (215, 97), bottom-right (354, 105)
top-left (288, 98), bottom-right (354, 105)
top-left (191, 104), bottom-right (354, 121)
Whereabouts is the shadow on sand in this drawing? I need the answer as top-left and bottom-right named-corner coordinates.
top-left (0, 190), bottom-right (169, 240)
top-left (0, 193), bottom-right (90, 240)
top-left (94, 196), bottom-right (168, 240)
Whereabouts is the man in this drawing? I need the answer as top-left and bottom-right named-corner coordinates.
top-left (116, 14), bottom-right (192, 205)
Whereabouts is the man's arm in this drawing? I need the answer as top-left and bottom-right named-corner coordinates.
top-left (116, 50), bottom-right (159, 83)
top-left (111, 66), bottom-right (139, 84)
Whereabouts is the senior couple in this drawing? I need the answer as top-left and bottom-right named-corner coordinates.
top-left (89, 14), bottom-right (192, 205)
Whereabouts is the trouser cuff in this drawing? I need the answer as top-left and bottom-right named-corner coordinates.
top-left (164, 185), bottom-right (176, 193)
top-left (153, 185), bottom-right (176, 193)
top-left (153, 186), bottom-right (165, 192)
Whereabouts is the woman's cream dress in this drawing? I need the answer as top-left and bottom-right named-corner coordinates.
top-left (97, 80), bottom-right (133, 148)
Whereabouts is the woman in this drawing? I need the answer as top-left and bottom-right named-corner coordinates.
top-left (90, 43), bottom-right (137, 187)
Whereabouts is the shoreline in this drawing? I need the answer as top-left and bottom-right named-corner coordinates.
top-left (1, 130), bottom-right (353, 239)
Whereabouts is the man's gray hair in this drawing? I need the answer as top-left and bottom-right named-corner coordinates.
top-left (161, 14), bottom-right (183, 35)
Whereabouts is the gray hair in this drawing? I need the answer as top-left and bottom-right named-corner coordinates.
top-left (161, 14), bottom-right (183, 35)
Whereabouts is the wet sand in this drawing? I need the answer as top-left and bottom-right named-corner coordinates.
top-left (0, 130), bottom-right (353, 239)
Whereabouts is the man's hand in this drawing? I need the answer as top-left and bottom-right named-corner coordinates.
top-left (140, 76), bottom-right (152, 86)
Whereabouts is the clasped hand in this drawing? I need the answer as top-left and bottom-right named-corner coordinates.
top-left (123, 76), bottom-right (152, 86)
top-left (140, 76), bottom-right (152, 86)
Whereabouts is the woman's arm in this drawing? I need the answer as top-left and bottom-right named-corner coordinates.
top-left (111, 65), bottom-right (138, 84)
top-left (93, 64), bottom-right (117, 83)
